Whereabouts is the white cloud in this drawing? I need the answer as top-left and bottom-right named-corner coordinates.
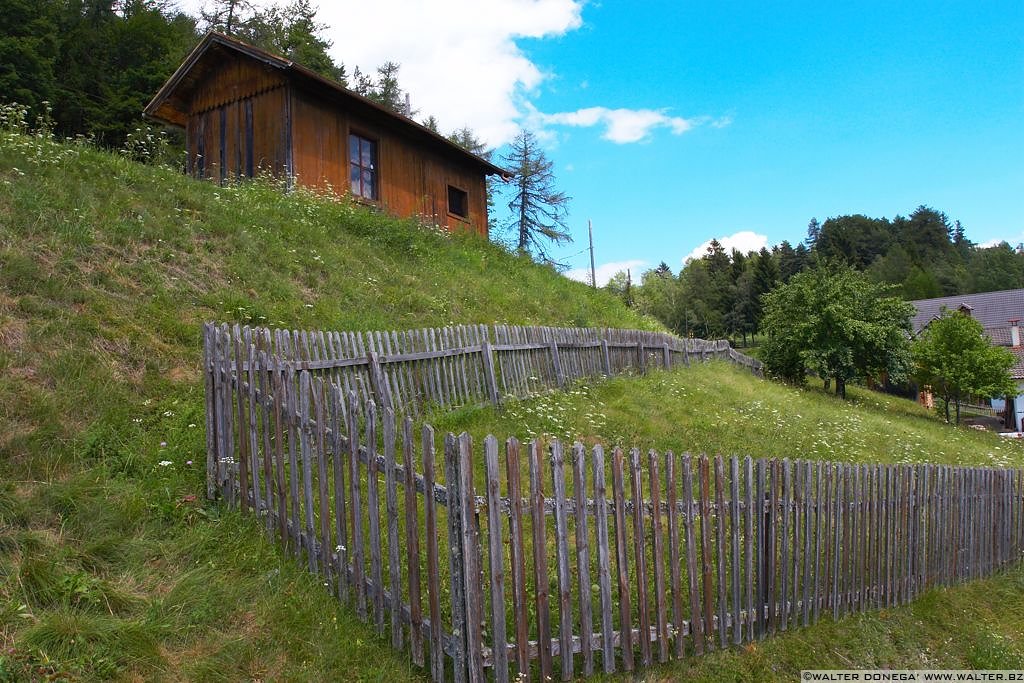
top-left (978, 235), bottom-right (1024, 249)
top-left (534, 107), bottom-right (731, 144)
top-left (684, 231), bottom-right (769, 263)
top-left (175, 0), bottom-right (583, 146)
top-left (322, 0), bottom-right (584, 146)
top-left (565, 259), bottom-right (647, 287)
top-left (172, 1), bottom-right (727, 148)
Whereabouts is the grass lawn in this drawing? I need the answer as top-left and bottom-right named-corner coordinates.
top-left (1, 122), bottom-right (1022, 681)
top-left (428, 363), bottom-right (1024, 680)
top-left (434, 362), bottom-right (1024, 469)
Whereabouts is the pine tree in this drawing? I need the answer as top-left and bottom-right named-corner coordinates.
top-left (200, 0), bottom-right (252, 36)
top-left (354, 62), bottom-right (414, 115)
top-left (501, 129), bottom-right (572, 264)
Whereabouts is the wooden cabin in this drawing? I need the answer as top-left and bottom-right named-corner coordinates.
top-left (144, 32), bottom-right (503, 236)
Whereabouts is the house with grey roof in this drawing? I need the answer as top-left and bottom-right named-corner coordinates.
top-left (910, 288), bottom-right (1024, 430)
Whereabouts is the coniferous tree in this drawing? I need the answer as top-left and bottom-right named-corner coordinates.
top-left (200, 0), bottom-right (251, 35)
top-left (353, 62), bottom-right (414, 115)
top-left (236, 0), bottom-right (346, 83)
top-left (501, 129), bottom-right (572, 264)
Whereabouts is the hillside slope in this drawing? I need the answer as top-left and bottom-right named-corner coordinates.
top-left (1, 131), bottom-right (1022, 681)
top-left (0, 130), bottom-right (651, 680)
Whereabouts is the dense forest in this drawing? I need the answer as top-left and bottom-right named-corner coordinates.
top-left (0, 0), bottom-right (434, 150)
top-left (615, 206), bottom-right (1024, 343)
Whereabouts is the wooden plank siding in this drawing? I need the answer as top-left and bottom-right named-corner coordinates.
top-left (289, 87), bottom-right (489, 235)
top-left (149, 34), bottom-right (496, 237)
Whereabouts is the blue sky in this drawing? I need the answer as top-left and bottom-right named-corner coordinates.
top-left (180, 0), bottom-right (1024, 283)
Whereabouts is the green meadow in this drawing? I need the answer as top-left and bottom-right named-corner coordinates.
top-left (1, 125), bottom-right (1022, 681)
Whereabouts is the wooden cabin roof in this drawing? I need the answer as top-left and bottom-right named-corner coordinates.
top-left (144, 32), bottom-right (505, 177)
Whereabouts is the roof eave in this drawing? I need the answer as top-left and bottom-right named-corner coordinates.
top-left (144, 32), bottom-right (506, 176)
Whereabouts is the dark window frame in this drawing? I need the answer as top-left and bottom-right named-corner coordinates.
top-left (349, 132), bottom-right (379, 201)
top-left (447, 184), bottom-right (469, 220)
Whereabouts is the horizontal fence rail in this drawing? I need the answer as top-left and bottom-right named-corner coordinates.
top-left (203, 323), bottom-right (1024, 682)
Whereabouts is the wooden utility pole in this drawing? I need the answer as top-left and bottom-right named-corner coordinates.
top-left (588, 219), bottom-right (597, 288)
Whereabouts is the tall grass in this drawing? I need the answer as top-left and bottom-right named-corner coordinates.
top-left (0, 117), bottom-right (1022, 680)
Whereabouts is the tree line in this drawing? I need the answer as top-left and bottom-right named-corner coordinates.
top-left (0, 0), bottom-right (425, 148)
top-left (615, 205), bottom-right (1024, 343)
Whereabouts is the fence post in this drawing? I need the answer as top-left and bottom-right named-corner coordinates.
top-left (366, 350), bottom-right (393, 410)
top-left (636, 341), bottom-right (646, 374)
top-left (457, 433), bottom-right (485, 682)
top-left (444, 434), bottom-right (468, 683)
top-left (203, 323), bottom-right (217, 500)
top-left (601, 337), bottom-right (612, 376)
top-left (549, 339), bottom-right (565, 387)
top-left (480, 340), bottom-right (501, 407)
top-left (663, 342), bottom-right (671, 370)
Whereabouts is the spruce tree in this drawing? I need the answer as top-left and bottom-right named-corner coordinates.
top-left (501, 129), bottom-right (572, 265)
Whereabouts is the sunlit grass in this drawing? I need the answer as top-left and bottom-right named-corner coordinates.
top-left (434, 362), bottom-right (1024, 469)
top-left (1, 126), bottom-right (1022, 681)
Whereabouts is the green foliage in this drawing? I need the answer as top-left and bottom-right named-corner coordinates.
top-left (233, 0), bottom-right (347, 83)
top-left (48, 0), bottom-right (198, 147)
top-left (761, 267), bottom-right (914, 396)
top-left (912, 310), bottom-right (1017, 423)
top-left (0, 128), bottom-right (648, 679)
top-left (353, 61), bottom-right (413, 114)
top-left (637, 204), bottom-right (1024, 339)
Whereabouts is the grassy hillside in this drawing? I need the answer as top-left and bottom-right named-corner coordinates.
top-left (1, 127), bottom-right (1022, 681)
top-left (435, 364), bottom-right (1024, 681)
top-left (0, 128), bottom-right (651, 681)
top-left (436, 363), bottom-right (1024, 469)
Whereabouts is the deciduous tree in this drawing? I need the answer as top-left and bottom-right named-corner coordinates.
top-left (912, 310), bottom-right (1017, 423)
top-left (761, 267), bottom-right (914, 397)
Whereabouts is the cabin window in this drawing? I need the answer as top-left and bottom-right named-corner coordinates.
top-left (447, 185), bottom-right (469, 219)
top-left (349, 133), bottom-right (378, 200)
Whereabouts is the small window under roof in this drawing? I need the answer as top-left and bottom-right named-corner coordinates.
top-left (447, 185), bottom-right (468, 219)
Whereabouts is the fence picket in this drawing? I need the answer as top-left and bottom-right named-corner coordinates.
top-left (403, 417), bottom-right (423, 666)
top-left (483, 436), bottom-right (509, 683)
top-left (630, 448), bottom-right (652, 666)
top-left (593, 445), bottom-right (615, 673)
top-left (444, 433), bottom-right (467, 683)
top-left (649, 450), bottom-right (669, 662)
top-left (666, 451), bottom-right (684, 659)
top-left (730, 456), bottom-right (742, 645)
top-left (384, 409), bottom-right (403, 650)
top-left (529, 440), bottom-right (554, 680)
top-left (551, 441), bottom-right (574, 680)
top-left (421, 426), bottom-right (444, 683)
top-left (367, 402), bottom-right (385, 633)
top-left (573, 443), bottom-right (595, 675)
top-left (348, 391), bottom-right (367, 619)
top-left (698, 454), bottom-right (715, 651)
top-left (506, 438), bottom-right (530, 678)
top-left (457, 433), bottom-right (485, 683)
top-left (611, 447), bottom-right (634, 670)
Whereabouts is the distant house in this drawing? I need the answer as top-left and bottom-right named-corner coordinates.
top-left (911, 288), bottom-right (1024, 430)
top-left (144, 32), bottom-right (504, 236)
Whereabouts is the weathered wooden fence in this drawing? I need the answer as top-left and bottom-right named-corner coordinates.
top-left (204, 322), bottom-right (760, 416)
top-left (203, 323), bottom-right (1024, 682)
